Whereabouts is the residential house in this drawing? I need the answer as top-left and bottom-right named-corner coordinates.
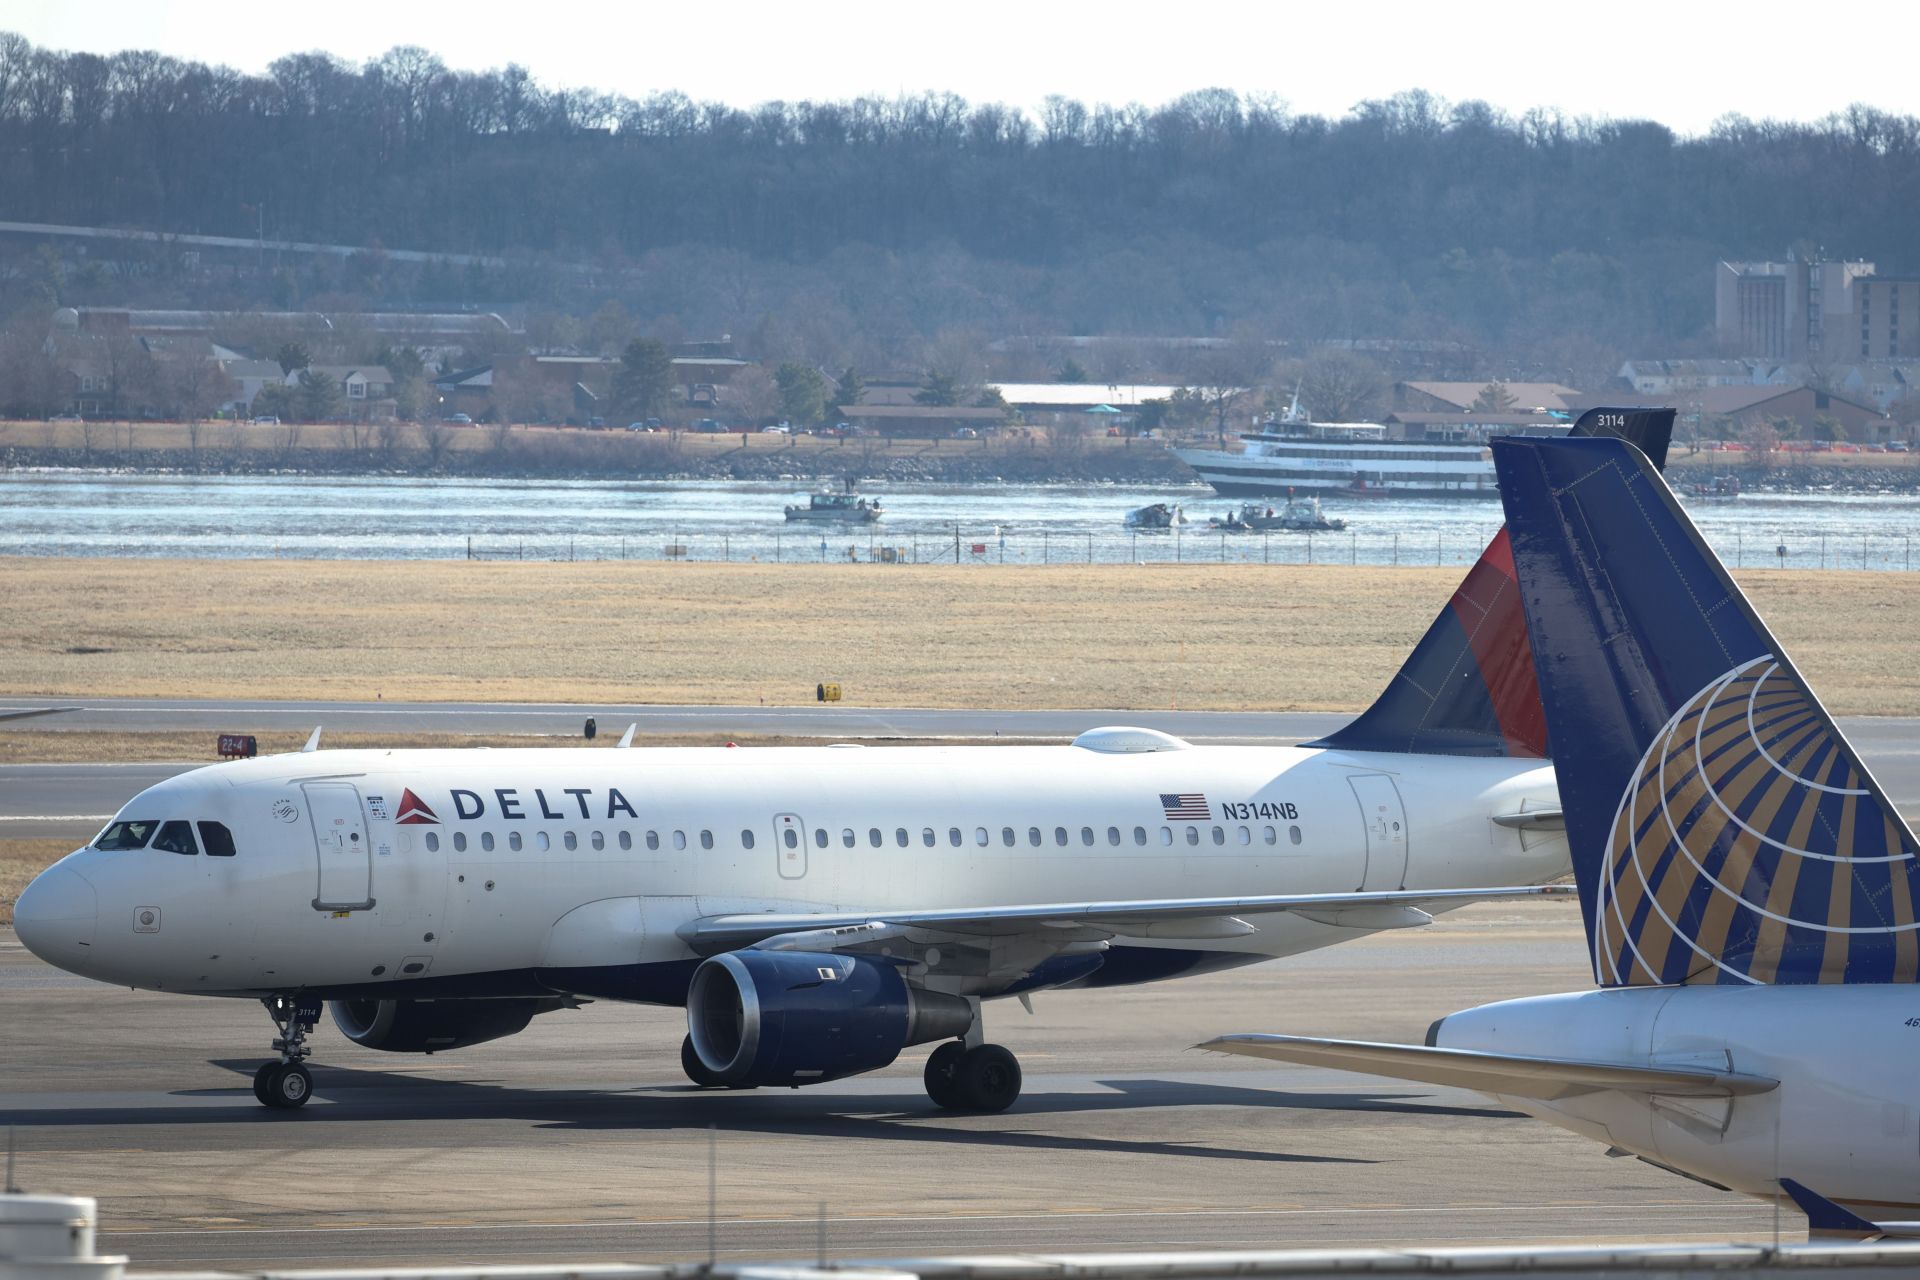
top-left (1392, 381), bottom-right (1580, 414)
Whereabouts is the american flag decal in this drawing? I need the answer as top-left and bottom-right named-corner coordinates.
top-left (1160, 793), bottom-right (1210, 821)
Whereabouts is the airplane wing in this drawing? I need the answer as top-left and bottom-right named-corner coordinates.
top-left (680, 884), bottom-right (1574, 950)
top-left (1197, 1033), bottom-right (1778, 1101)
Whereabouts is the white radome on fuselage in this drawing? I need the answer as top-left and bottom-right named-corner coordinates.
top-left (36, 740), bottom-right (1565, 1000)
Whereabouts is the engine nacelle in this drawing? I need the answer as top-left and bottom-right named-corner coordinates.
top-left (330, 997), bottom-right (560, 1053)
top-left (687, 950), bottom-right (973, 1087)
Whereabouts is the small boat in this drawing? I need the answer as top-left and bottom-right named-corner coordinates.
top-left (785, 486), bottom-right (883, 523)
top-left (1683, 475), bottom-right (1742, 500)
top-left (1209, 496), bottom-right (1348, 533)
top-left (1124, 502), bottom-right (1187, 530)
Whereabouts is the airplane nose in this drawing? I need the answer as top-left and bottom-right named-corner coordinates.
top-left (14, 864), bottom-right (98, 973)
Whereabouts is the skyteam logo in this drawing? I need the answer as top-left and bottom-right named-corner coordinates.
top-left (394, 789), bottom-right (439, 825)
top-left (1597, 655), bottom-right (1920, 988)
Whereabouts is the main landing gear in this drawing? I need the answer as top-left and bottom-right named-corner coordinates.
top-left (923, 1009), bottom-right (1023, 1113)
top-left (253, 993), bottom-right (320, 1110)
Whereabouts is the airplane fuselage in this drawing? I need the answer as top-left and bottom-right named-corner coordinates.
top-left (24, 739), bottom-right (1565, 1004)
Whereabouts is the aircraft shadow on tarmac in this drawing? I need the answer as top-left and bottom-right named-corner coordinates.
top-left (3, 1059), bottom-right (1526, 1167)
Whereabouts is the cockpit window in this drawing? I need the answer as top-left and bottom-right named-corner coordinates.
top-left (95, 819), bottom-right (158, 851)
top-left (198, 821), bottom-right (237, 857)
top-left (152, 820), bottom-right (199, 855)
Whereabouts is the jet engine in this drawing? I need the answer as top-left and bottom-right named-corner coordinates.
top-left (330, 997), bottom-right (563, 1053)
top-left (686, 951), bottom-right (973, 1087)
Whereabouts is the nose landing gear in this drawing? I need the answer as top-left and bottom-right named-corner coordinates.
top-left (253, 993), bottom-right (320, 1110)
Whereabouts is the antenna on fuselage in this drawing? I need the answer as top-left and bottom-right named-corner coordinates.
top-left (617, 723), bottom-right (637, 748)
top-left (300, 726), bottom-right (322, 753)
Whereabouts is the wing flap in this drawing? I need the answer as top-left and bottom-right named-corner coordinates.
top-left (1198, 1033), bottom-right (1778, 1101)
top-left (679, 885), bottom-right (1573, 950)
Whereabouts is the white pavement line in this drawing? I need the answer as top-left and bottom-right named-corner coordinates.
top-left (101, 1201), bottom-right (1764, 1238)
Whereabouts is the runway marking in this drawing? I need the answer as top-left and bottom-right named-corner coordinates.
top-left (100, 1200), bottom-right (1769, 1238)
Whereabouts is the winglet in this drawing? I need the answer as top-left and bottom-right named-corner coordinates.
top-left (1780, 1178), bottom-right (1884, 1240)
top-left (300, 726), bottom-right (322, 753)
top-left (617, 723), bottom-right (637, 748)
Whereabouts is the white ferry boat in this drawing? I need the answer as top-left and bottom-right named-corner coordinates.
top-left (1174, 419), bottom-right (1570, 500)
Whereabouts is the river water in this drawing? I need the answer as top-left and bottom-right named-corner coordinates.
top-left (3, 470), bottom-right (1919, 570)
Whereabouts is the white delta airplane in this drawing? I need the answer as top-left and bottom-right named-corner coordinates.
top-left (1207, 432), bottom-right (1920, 1236)
top-left (12, 409), bottom-right (1667, 1115)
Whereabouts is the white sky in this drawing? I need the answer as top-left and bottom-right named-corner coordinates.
top-left (10, 0), bottom-right (1919, 136)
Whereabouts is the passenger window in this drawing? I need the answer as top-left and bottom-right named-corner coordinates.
top-left (646, 830), bottom-right (659, 851)
top-left (673, 830), bottom-right (686, 851)
top-left (592, 831), bottom-right (605, 850)
top-left (1054, 826), bottom-right (1068, 846)
top-left (975, 827), bottom-right (989, 846)
top-left (1211, 825), bottom-right (1225, 846)
top-left (1132, 826), bottom-right (1146, 846)
top-left (1080, 826), bottom-right (1094, 846)
top-left (896, 827), bottom-right (909, 847)
top-left (1237, 825), bottom-right (1251, 845)
top-left (197, 821), bottom-right (237, 857)
top-left (814, 828), bottom-right (828, 849)
top-left (563, 831), bottom-right (578, 851)
top-left (425, 832), bottom-right (440, 852)
top-left (1106, 826), bottom-right (1120, 846)
top-left (510, 831), bottom-right (524, 852)
top-left (453, 831), bottom-right (468, 853)
top-left (617, 831), bottom-right (630, 851)
top-left (842, 828), bottom-right (855, 848)
top-left (947, 827), bottom-right (962, 847)
top-left (1160, 826), bottom-right (1173, 846)
top-left (1002, 827), bottom-right (1015, 847)
top-left (1289, 824), bottom-right (1303, 845)
top-left (742, 829), bottom-right (755, 849)
top-left (152, 820), bottom-right (198, 855)
top-left (870, 828), bottom-right (883, 848)
top-left (1184, 826), bottom-right (1200, 846)
top-left (784, 828), bottom-right (798, 849)
top-left (536, 831), bottom-right (550, 851)
top-left (481, 831), bottom-right (495, 852)
top-left (1028, 826), bottom-right (1042, 847)
top-left (700, 830), bottom-right (714, 850)
top-left (1262, 825), bottom-right (1277, 845)
top-left (922, 827), bottom-right (935, 847)
top-left (94, 819), bottom-right (158, 851)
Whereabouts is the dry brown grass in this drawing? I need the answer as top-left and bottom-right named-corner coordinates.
top-left (0, 839), bottom-right (72, 926)
top-left (1, 558), bottom-right (1916, 715)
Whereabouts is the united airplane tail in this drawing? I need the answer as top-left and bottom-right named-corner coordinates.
top-left (1311, 407), bottom-right (1673, 759)
top-left (1493, 434), bottom-right (1920, 987)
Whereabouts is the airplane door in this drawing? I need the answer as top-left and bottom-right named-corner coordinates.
top-left (1348, 774), bottom-right (1407, 892)
top-left (307, 782), bottom-right (375, 910)
top-left (773, 813), bottom-right (807, 880)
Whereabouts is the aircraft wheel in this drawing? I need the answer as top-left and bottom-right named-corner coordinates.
top-left (923, 1041), bottom-right (968, 1110)
top-left (958, 1044), bottom-right (1022, 1113)
top-left (251, 1061), bottom-right (277, 1105)
top-left (260, 1062), bottom-right (313, 1109)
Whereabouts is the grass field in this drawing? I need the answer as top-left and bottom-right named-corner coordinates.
top-left (3, 558), bottom-right (1917, 716)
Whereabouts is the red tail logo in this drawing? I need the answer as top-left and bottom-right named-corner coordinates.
top-left (394, 788), bottom-right (439, 825)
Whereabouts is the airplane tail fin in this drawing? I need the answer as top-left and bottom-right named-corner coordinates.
top-left (1311, 407), bottom-right (1673, 759)
top-left (1494, 435), bottom-right (1920, 988)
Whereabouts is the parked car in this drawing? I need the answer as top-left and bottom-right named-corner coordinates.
top-left (442, 413), bottom-right (473, 425)
top-left (251, 415), bottom-right (280, 425)
top-left (1889, 441), bottom-right (1912, 452)
top-left (695, 418), bottom-right (722, 433)
top-left (49, 413), bottom-right (83, 423)
top-left (761, 423), bottom-right (790, 434)
top-left (951, 427), bottom-right (978, 439)
top-left (626, 422), bottom-right (656, 432)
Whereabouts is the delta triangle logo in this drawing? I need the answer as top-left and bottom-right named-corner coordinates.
top-left (394, 788), bottom-right (439, 825)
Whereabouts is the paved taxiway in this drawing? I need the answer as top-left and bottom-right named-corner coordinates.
top-left (1, 903), bottom-right (1778, 1269)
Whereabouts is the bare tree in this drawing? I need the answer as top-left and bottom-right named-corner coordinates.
top-left (1295, 350), bottom-right (1387, 422)
top-left (420, 421), bottom-right (455, 466)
